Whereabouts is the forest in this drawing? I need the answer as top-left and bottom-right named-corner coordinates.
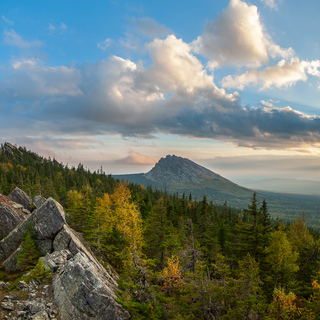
top-left (1, 144), bottom-right (320, 319)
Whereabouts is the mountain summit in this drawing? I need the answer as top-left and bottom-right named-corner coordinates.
top-left (145, 155), bottom-right (227, 186)
top-left (115, 155), bottom-right (255, 208)
top-left (113, 154), bottom-right (320, 216)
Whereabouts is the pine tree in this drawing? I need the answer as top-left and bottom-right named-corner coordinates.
top-left (233, 193), bottom-right (271, 264)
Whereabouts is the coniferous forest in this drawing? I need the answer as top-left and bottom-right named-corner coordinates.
top-left (1, 144), bottom-right (320, 319)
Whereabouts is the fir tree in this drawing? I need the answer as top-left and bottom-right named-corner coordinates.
top-left (17, 224), bottom-right (39, 270)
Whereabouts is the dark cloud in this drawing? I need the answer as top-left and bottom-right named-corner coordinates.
top-left (157, 104), bottom-right (320, 149)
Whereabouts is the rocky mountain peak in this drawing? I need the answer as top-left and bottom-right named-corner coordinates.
top-left (144, 155), bottom-right (224, 186)
top-left (0, 142), bottom-right (22, 156)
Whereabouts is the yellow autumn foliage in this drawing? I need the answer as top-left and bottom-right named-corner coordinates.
top-left (160, 255), bottom-right (184, 296)
top-left (95, 182), bottom-right (143, 252)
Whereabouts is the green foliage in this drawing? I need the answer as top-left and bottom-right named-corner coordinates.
top-left (6, 277), bottom-right (22, 291)
top-left (223, 253), bottom-right (266, 319)
top-left (265, 228), bottom-right (299, 289)
top-left (144, 198), bottom-right (180, 270)
top-left (0, 270), bottom-right (7, 281)
top-left (17, 223), bottom-right (39, 271)
top-left (29, 259), bottom-right (52, 282)
top-left (2, 144), bottom-right (320, 319)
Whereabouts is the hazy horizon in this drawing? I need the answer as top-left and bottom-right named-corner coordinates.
top-left (1, 0), bottom-right (320, 187)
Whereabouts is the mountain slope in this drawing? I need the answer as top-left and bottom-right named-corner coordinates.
top-left (114, 155), bottom-right (320, 223)
top-left (145, 155), bottom-right (226, 185)
top-left (116, 155), bottom-right (255, 207)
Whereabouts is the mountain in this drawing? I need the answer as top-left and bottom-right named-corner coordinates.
top-left (145, 155), bottom-right (229, 185)
top-left (115, 155), bottom-right (256, 208)
top-left (114, 155), bottom-right (320, 223)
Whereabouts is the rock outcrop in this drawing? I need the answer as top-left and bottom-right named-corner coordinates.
top-left (0, 189), bottom-right (130, 320)
top-left (53, 252), bottom-right (125, 320)
top-left (0, 193), bottom-right (28, 240)
top-left (32, 196), bottom-right (46, 209)
top-left (0, 202), bottom-right (25, 240)
top-left (0, 142), bottom-right (22, 156)
top-left (8, 187), bottom-right (32, 212)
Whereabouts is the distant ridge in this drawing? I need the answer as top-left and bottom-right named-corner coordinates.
top-left (113, 155), bottom-right (320, 222)
top-left (1, 143), bottom-right (319, 224)
top-left (236, 178), bottom-right (320, 195)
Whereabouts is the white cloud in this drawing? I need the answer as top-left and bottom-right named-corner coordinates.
top-left (194, 0), bottom-right (293, 67)
top-left (48, 24), bottom-right (56, 32)
top-left (260, 99), bottom-right (279, 108)
top-left (2, 58), bottom-right (82, 97)
top-left (146, 35), bottom-right (236, 104)
top-left (222, 58), bottom-right (320, 90)
top-left (306, 60), bottom-right (320, 77)
top-left (97, 38), bottom-right (112, 50)
top-left (3, 29), bottom-right (42, 48)
top-left (60, 22), bottom-right (68, 30)
top-left (2, 15), bottom-right (14, 25)
top-left (261, 0), bottom-right (279, 10)
top-left (1, 34), bottom-right (320, 151)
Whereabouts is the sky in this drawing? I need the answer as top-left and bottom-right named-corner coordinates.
top-left (1, 0), bottom-right (320, 182)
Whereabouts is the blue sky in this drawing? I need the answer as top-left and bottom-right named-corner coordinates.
top-left (1, 0), bottom-right (320, 181)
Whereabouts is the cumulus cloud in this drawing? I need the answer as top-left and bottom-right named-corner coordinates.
top-left (1, 34), bottom-right (320, 152)
top-left (222, 58), bottom-right (320, 90)
top-left (193, 0), bottom-right (293, 67)
top-left (3, 29), bottom-right (42, 48)
top-left (1, 58), bottom-right (82, 99)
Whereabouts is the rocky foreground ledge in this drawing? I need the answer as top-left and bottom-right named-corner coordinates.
top-left (0, 188), bottom-right (130, 320)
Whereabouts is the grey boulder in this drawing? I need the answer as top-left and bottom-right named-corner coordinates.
top-left (0, 203), bottom-right (25, 239)
top-left (53, 252), bottom-right (130, 320)
top-left (8, 187), bottom-right (32, 211)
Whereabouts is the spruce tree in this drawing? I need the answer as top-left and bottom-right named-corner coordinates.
top-left (144, 197), bottom-right (179, 270)
top-left (234, 193), bottom-right (268, 263)
top-left (17, 224), bottom-right (39, 270)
